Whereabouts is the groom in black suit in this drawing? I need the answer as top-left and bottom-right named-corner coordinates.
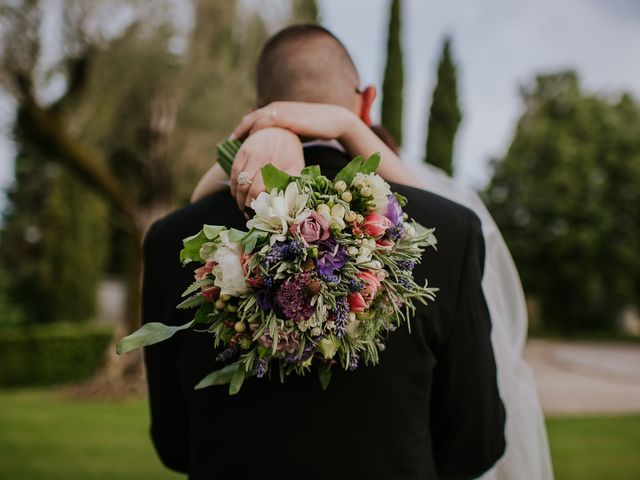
top-left (142, 26), bottom-right (505, 480)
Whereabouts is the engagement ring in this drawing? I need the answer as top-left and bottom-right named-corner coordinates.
top-left (236, 171), bottom-right (253, 186)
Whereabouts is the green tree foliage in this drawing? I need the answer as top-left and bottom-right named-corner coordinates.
top-left (1, 147), bottom-right (109, 324)
top-left (485, 71), bottom-right (640, 331)
top-left (381, 0), bottom-right (404, 146)
top-left (291, 0), bottom-right (320, 23)
top-left (424, 37), bottom-right (461, 175)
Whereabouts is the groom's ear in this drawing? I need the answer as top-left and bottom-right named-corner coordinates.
top-left (359, 85), bottom-right (376, 127)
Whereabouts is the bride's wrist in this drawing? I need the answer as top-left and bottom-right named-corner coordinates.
top-left (338, 110), bottom-right (366, 145)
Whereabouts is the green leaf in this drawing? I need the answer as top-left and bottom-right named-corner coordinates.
top-left (180, 231), bottom-right (207, 265)
top-left (194, 361), bottom-right (242, 390)
top-left (333, 156), bottom-right (364, 185)
top-left (116, 320), bottom-right (194, 354)
top-left (333, 153), bottom-right (382, 185)
top-left (229, 366), bottom-right (246, 395)
top-left (226, 228), bottom-right (246, 243)
top-left (317, 364), bottom-right (332, 391)
top-left (176, 293), bottom-right (206, 309)
top-left (203, 225), bottom-right (225, 240)
top-left (193, 302), bottom-right (215, 326)
top-left (261, 163), bottom-right (292, 191)
top-left (300, 165), bottom-right (321, 179)
top-left (242, 229), bottom-right (268, 253)
top-left (361, 152), bottom-right (381, 174)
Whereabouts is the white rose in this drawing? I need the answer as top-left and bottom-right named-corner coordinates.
top-left (212, 231), bottom-right (249, 297)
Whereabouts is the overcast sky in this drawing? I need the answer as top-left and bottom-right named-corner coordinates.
top-left (1, 0), bottom-right (639, 212)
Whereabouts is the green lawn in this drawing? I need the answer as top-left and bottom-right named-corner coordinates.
top-left (0, 389), bottom-right (639, 479)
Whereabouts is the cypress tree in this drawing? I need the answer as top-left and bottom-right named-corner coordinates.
top-left (424, 37), bottom-right (461, 175)
top-left (291, 0), bottom-right (320, 23)
top-left (381, 0), bottom-right (404, 146)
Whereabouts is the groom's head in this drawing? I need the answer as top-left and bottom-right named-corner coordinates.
top-left (256, 25), bottom-right (377, 125)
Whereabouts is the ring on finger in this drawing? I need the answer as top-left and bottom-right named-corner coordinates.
top-left (236, 171), bottom-right (253, 186)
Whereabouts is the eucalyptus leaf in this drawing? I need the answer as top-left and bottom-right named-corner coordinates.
top-left (242, 229), bottom-right (268, 253)
top-left (193, 302), bottom-right (215, 326)
top-left (229, 366), bottom-right (246, 395)
top-left (180, 231), bottom-right (208, 265)
top-left (116, 320), bottom-right (194, 354)
top-left (261, 163), bottom-right (292, 191)
top-left (194, 362), bottom-right (243, 390)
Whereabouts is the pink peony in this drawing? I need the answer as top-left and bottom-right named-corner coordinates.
top-left (362, 213), bottom-right (392, 238)
top-left (290, 211), bottom-right (330, 244)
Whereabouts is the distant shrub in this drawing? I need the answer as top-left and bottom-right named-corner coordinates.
top-left (0, 322), bottom-right (113, 387)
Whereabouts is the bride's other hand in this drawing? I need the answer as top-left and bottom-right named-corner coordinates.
top-left (230, 127), bottom-right (304, 210)
top-left (230, 102), bottom-right (355, 142)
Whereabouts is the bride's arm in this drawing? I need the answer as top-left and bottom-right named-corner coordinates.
top-left (191, 163), bottom-right (226, 203)
top-left (230, 101), bottom-right (424, 189)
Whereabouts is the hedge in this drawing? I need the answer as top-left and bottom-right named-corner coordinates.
top-left (0, 322), bottom-right (114, 387)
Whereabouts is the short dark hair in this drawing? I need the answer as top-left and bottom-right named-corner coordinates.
top-left (256, 24), bottom-right (360, 107)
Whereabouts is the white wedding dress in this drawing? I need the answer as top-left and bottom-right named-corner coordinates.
top-left (408, 161), bottom-right (554, 480)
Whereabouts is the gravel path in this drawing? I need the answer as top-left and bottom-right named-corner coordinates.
top-left (524, 339), bottom-right (640, 415)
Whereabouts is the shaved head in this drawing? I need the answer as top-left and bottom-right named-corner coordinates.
top-left (256, 25), bottom-right (361, 109)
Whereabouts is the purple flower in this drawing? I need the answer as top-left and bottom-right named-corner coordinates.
top-left (256, 287), bottom-right (276, 310)
top-left (333, 296), bottom-right (349, 338)
top-left (396, 259), bottom-right (415, 271)
top-left (316, 239), bottom-right (348, 276)
top-left (348, 352), bottom-right (360, 371)
top-left (264, 239), bottom-right (304, 267)
top-left (255, 357), bottom-right (268, 378)
top-left (276, 273), bottom-right (316, 321)
top-left (384, 194), bottom-right (403, 226)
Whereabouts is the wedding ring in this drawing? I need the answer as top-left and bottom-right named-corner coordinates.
top-left (236, 171), bottom-right (252, 186)
top-left (269, 107), bottom-right (277, 117)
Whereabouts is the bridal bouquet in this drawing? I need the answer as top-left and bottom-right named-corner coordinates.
top-left (118, 146), bottom-right (437, 394)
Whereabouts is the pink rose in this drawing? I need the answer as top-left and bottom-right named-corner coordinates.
top-left (194, 260), bottom-right (217, 281)
top-left (363, 213), bottom-right (392, 238)
top-left (290, 211), bottom-right (330, 244)
top-left (347, 270), bottom-right (381, 312)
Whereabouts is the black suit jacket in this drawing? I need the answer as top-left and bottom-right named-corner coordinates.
top-left (142, 146), bottom-right (506, 480)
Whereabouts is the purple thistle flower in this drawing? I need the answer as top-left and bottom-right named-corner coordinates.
top-left (276, 273), bottom-right (316, 321)
top-left (333, 296), bottom-right (349, 338)
top-left (264, 239), bottom-right (304, 267)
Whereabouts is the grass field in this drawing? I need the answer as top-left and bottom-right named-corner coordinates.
top-left (0, 389), bottom-right (639, 479)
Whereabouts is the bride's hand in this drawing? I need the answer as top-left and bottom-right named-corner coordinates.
top-left (230, 127), bottom-right (304, 210)
top-left (230, 102), bottom-right (357, 142)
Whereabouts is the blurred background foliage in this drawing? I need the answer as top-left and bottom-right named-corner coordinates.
top-left (0, 0), bottom-right (637, 386)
